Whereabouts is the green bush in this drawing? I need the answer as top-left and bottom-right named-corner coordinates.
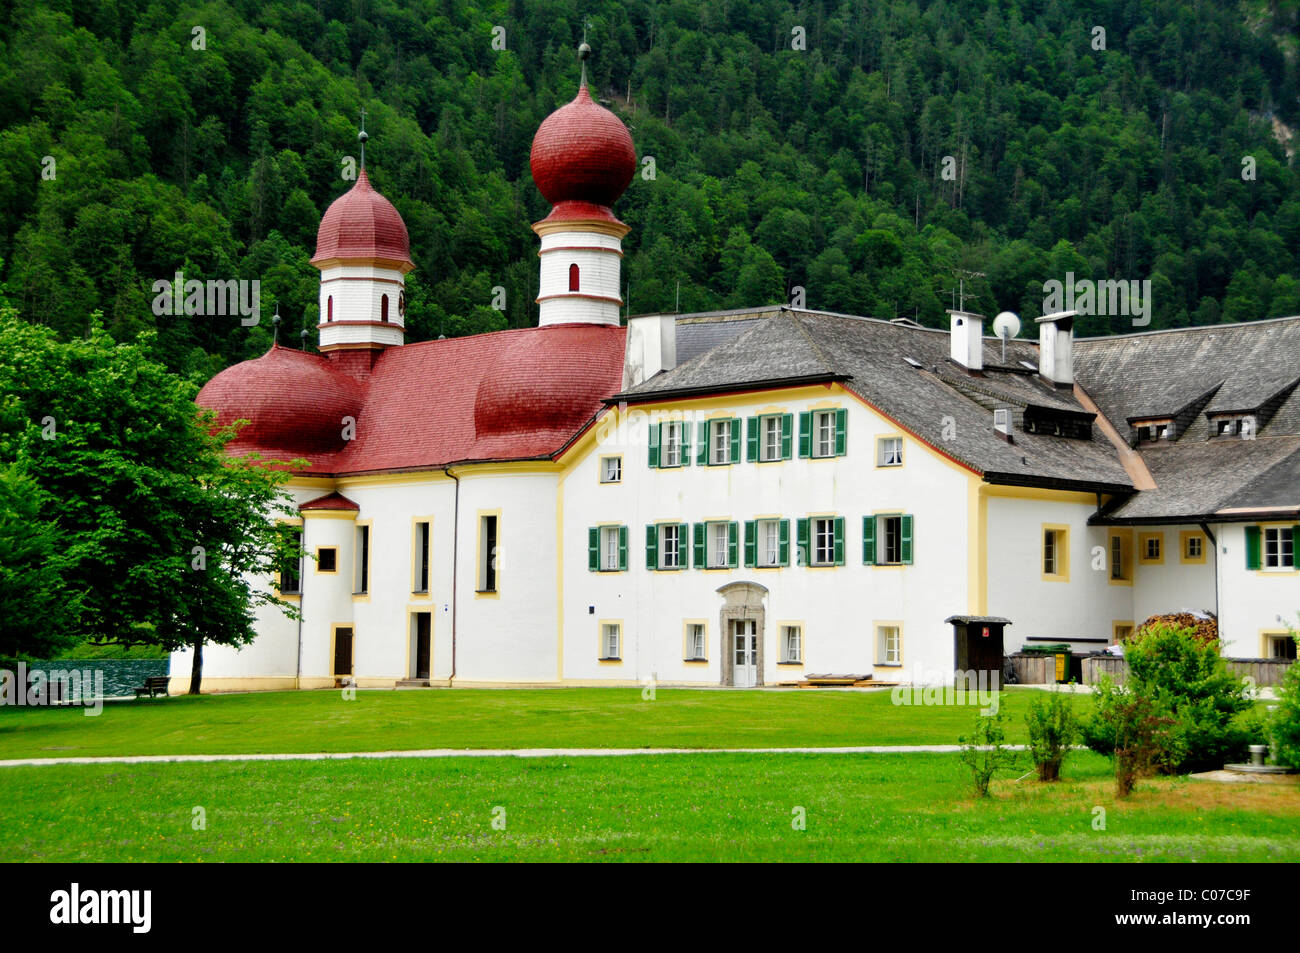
top-left (1083, 624), bottom-right (1257, 773)
top-left (958, 712), bottom-right (1017, 797)
top-left (1025, 689), bottom-right (1078, 781)
top-left (1272, 630), bottom-right (1300, 769)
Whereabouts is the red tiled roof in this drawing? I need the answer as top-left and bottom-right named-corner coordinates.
top-left (530, 84), bottom-right (635, 210)
top-left (299, 492), bottom-right (359, 511)
top-left (196, 345), bottom-right (364, 473)
top-left (199, 325), bottom-right (627, 476)
top-left (311, 169), bottom-right (412, 267)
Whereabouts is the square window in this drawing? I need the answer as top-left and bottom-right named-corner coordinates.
top-left (318, 546), bottom-right (337, 573)
top-left (814, 411), bottom-right (836, 458)
top-left (660, 523), bottom-right (681, 569)
top-left (686, 623), bottom-right (706, 660)
top-left (876, 625), bottom-right (901, 665)
top-left (601, 623), bottom-right (621, 660)
top-left (780, 625), bottom-right (802, 663)
top-left (877, 436), bottom-right (903, 467)
top-left (711, 419), bottom-right (732, 465)
top-left (761, 416), bottom-right (782, 461)
top-left (601, 456), bottom-right (622, 483)
top-left (1264, 527), bottom-right (1295, 569)
top-left (1267, 634), bottom-right (1297, 660)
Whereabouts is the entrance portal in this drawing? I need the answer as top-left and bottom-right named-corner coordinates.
top-left (732, 620), bottom-right (758, 688)
top-left (717, 581), bottom-right (768, 687)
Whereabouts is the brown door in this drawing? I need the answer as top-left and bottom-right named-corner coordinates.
top-left (414, 614), bottom-right (431, 679)
top-left (333, 627), bottom-right (354, 676)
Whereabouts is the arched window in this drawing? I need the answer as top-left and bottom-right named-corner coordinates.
top-left (327, 296), bottom-right (333, 322)
top-left (569, 263), bottom-right (580, 292)
top-left (381, 294), bottom-right (389, 322)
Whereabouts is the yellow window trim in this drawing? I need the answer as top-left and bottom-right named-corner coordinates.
top-left (776, 620), bottom-right (806, 666)
top-left (1113, 621), bottom-right (1135, 643)
top-left (409, 515), bottom-right (435, 599)
top-left (874, 432), bottom-right (906, 469)
top-left (407, 608), bottom-right (434, 679)
top-left (351, 519), bottom-right (373, 602)
top-left (1261, 629), bottom-right (1298, 658)
top-left (873, 619), bottom-right (904, 667)
top-left (474, 508), bottom-right (502, 599)
top-left (315, 545), bottom-right (339, 574)
top-left (682, 618), bottom-right (709, 662)
top-left (598, 618), bottom-right (624, 664)
top-left (1138, 531), bottom-right (1164, 565)
top-left (1179, 530), bottom-right (1207, 564)
top-left (1041, 524), bottom-right (1070, 582)
top-left (1108, 529), bottom-right (1133, 586)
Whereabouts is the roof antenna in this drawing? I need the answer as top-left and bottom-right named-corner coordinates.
top-left (579, 20), bottom-right (591, 88)
top-left (358, 107), bottom-right (368, 171)
top-left (271, 308), bottom-right (281, 346)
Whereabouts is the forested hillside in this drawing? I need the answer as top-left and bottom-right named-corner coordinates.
top-left (1, 0), bottom-right (1298, 382)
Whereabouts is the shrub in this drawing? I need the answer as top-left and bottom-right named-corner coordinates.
top-left (1025, 689), bottom-right (1078, 781)
top-left (958, 712), bottom-right (1017, 797)
top-left (1272, 629), bottom-right (1300, 769)
top-left (1110, 693), bottom-right (1175, 798)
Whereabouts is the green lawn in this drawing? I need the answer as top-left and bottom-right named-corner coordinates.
top-left (2, 752), bottom-right (1296, 862)
top-left (0, 687), bottom-right (1067, 759)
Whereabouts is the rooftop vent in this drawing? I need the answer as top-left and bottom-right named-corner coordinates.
top-left (903, 356), bottom-right (923, 368)
top-left (993, 408), bottom-right (1014, 443)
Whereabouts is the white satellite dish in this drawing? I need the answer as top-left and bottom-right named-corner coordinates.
top-left (993, 311), bottom-right (1020, 362)
top-left (993, 311), bottom-right (1021, 340)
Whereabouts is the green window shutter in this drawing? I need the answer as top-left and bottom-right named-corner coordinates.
top-left (781, 413), bottom-right (794, 459)
top-left (901, 514), bottom-right (914, 565)
top-left (746, 417), bottom-right (759, 461)
top-left (646, 524), bottom-right (658, 570)
top-left (729, 419), bottom-right (741, 463)
top-left (798, 412), bottom-right (812, 458)
top-left (1245, 525), bottom-right (1261, 570)
top-left (697, 421), bottom-right (709, 466)
top-left (835, 408), bottom-right (848, 455)
top-left (833, 516), bottom-right (845, 565)
top-left (618, 525), bottom-right (628, 571)
top-left (797, 518), bottom-right (810, 566)
top-left (1294, 526), bottom-right (1300, 565)
top-left (863, 515), bottom-right (876, 565)
top-left (779, 519), bottom-right (790, 565)
top-left (693, 522), bottom-right (706, 568)
top-left (679, 523), bottom-right (690, 568)
top-left (648, 423), bottom-right (660, 468)
top-left (588, 527), bottom-right (600, 571)
top-left (744, 520), bottom-right (757, 567)
top-left (728, 521), bottom-right (739, 567)
top-left (681, 422), bottom-right (692, 467)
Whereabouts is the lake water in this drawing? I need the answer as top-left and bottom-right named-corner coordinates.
top-left (27, 659), bottom-right (170, 698)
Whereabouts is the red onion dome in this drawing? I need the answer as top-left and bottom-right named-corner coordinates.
top-left (530, 84), bottom-right (636, 211)
top-left (311, 169), bottom-right (412, 266)
top-left (197, 346), bottom-right (365, 459)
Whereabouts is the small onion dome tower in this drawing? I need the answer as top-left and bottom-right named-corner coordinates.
top-left (310, 118), bottom-right (413, 376)
top-left (529, 42), bottom-right (636, 327)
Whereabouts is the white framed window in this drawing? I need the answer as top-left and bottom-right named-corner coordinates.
top-left (601, 456), bottom-right (622, 483)
top-left (1267, 633), bottom-right (1297, 660)
top-left (662, 422), bottom-right (683, 467)
top-left (814, 410), bottom-right (836, 458)
top-left (780, 625), bottom-right (802, 663)
top-left (758, 519), bottom-right (780, 568)
top-left (1185, 535), bottom-right (1203, 560)
top-left (711, 419), bottom-right (732, 465)
top-left (660, 523), bottom-right (682, 569)
top-left (686, 623), bottom-right (706, 660)
top-left (600, 526), bottom-right (621, 571)
top-left (708, 521), bottom-right (730, 568)
top-left (761, 415), bottom-right (782, 461)
top-left (880, 516), bottom-right (902, 565)
top-left (876, 625), bottom-right (901, 665)
top-left (601, 623), bottom-right (621, 660)
top-left (877, 436), bottom-right (903, 467)
top-left (813, 517), bottom-right (836, 566)
top-left (1265, 527), bottom-right (1295, 569)
top-left (1042, 526), bottom-right (1068, 579)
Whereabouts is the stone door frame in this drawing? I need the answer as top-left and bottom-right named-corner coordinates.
top-left (717, 581), bottom-right (768, 687)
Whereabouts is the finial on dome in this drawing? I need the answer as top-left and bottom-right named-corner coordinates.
top-left (358, 107), bottom-right (369, 170)
top-left (271, 309), bottom-right (281, 346)
top-left (300, 327), bottom-right (309, 350)
top-left (579, 21), bottom-right (591, 88)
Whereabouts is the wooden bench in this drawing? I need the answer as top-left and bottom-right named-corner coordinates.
top-left (134, 676), bottom-right (169, 698)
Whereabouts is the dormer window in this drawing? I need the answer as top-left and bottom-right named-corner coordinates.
top-left (1134, 419), bottom-right (1173, 444)
top-left (1212, 415), bottom-right (1256, 439)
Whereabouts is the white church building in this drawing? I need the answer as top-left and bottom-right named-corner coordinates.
top-left (175, 62), bottom-right (1300, 692)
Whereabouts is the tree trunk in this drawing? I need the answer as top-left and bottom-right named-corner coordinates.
top-left (188, 638), bottom-right (203, 695)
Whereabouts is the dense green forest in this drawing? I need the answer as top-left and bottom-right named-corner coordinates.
top-left (0, 0), bottom-right (1298, 382)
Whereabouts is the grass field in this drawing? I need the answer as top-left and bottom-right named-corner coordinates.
top-left (0, 687), bottom-right (1069, 759)
top-left (2, 751), bottom-right (1297, 862)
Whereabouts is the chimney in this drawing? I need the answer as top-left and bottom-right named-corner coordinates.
top-left (1036, 311), bottom-right (1076, 386)
top-left (948, 309), bottom-right (984, 371)
top-left (623, 313), bottom-right (677, 389)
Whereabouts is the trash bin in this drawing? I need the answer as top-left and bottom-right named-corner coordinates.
top-left (1021, 643), bottom-right (1071, 683)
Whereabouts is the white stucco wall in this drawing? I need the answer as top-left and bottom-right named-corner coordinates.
top-left (1214, 522), bottom-right (1300, 658)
